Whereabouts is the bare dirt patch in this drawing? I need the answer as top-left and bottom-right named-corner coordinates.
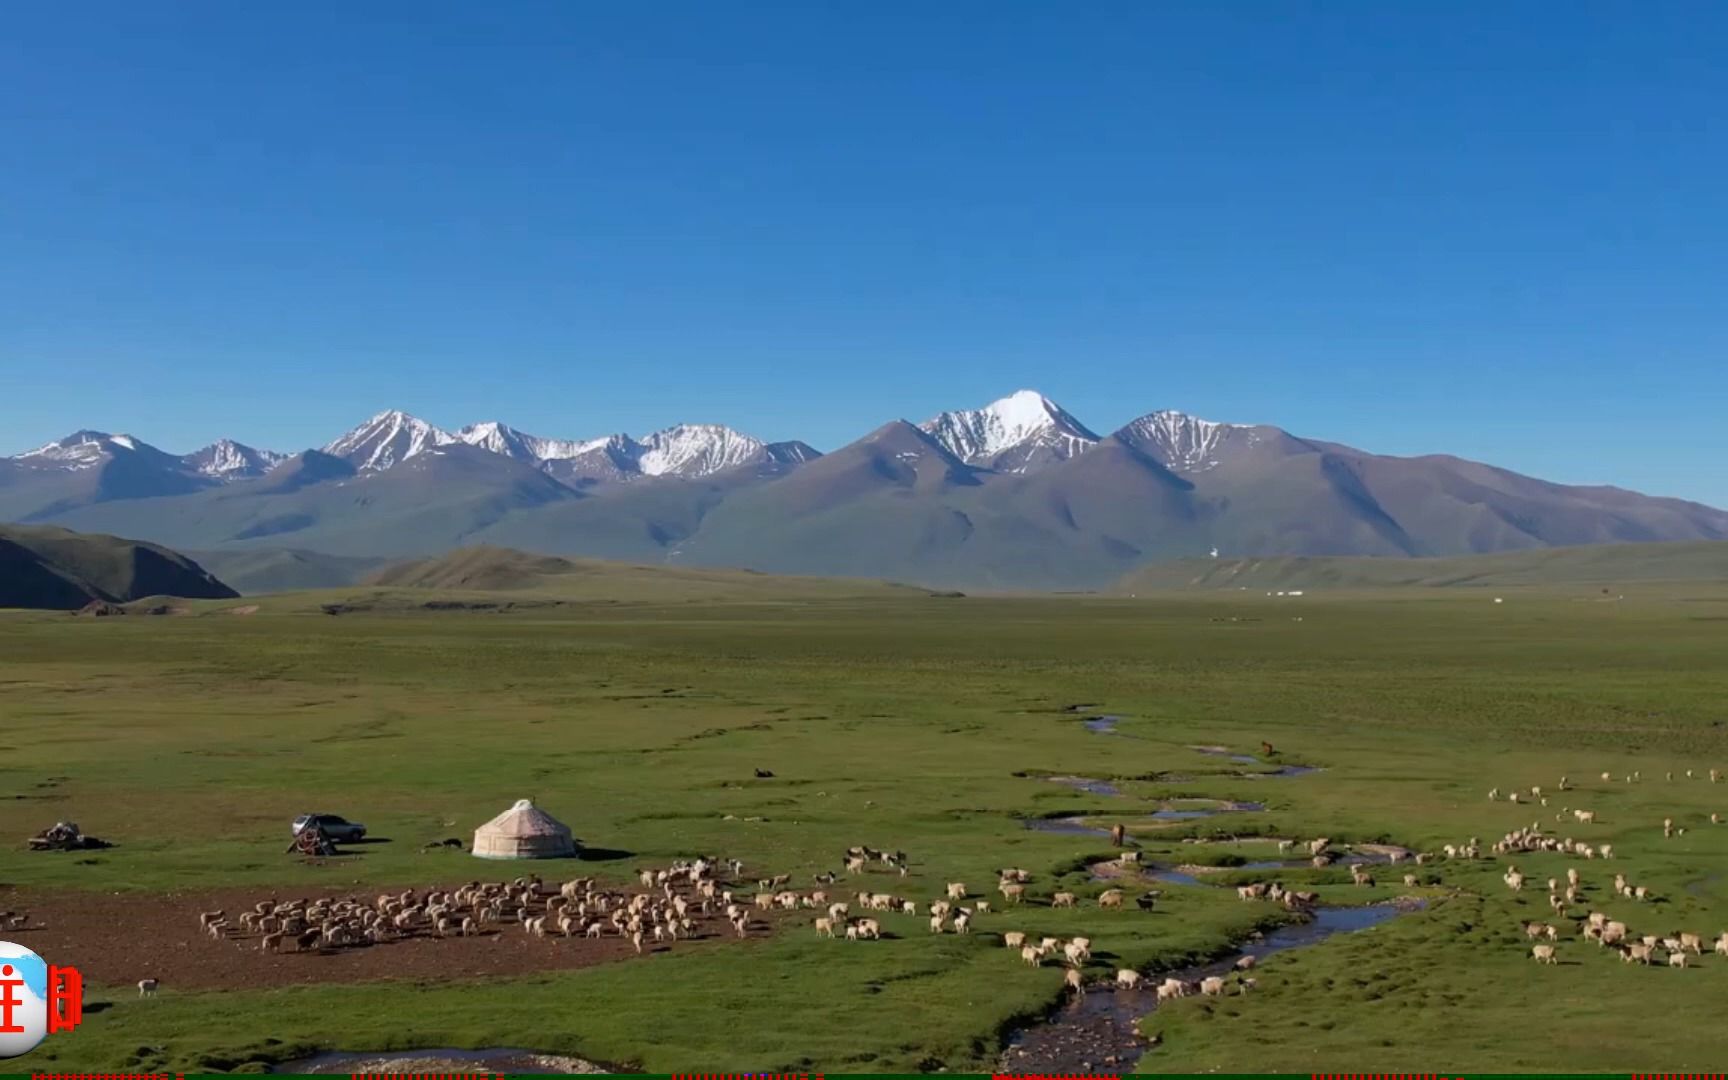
top-left (0, 884), bottom-right (776, 993)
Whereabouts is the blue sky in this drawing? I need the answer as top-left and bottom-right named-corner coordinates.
top-left (2, 2), bottom-right (1724, 504)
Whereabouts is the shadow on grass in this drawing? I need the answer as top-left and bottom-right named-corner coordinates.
top-left (578, 847), bottom-right (636, 862)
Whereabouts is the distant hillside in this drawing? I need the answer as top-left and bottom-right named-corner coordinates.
top-left (1115, 541), bottom-right (1728, 591)
top-left (365, 545), bottom-right (928, 601)
top-left (186, 547), bottom-right (390, 594)
top-left (0, 524), bottom-right (239, 609)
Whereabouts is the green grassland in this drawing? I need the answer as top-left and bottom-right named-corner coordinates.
top-left (1116, 539), bottom-right (1728, 591)
top-left (2, 581), bottom-right (1726, 1072)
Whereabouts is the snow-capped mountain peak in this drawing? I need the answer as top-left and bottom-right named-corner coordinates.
top-left (455, 421), bottom-right (606, 463)
top-left (323, 410), bottom-right (458, 471)
top-left (918, 389), bottom-right (1099, 473)
top-left (182, 438), bottom-right (289, 480)
top-left (15, 430), bottom-right (165, 470)
top-left (1116, 409), bottom-right (1255, 473)
top-left (635, 423), bottom-right (766, 477)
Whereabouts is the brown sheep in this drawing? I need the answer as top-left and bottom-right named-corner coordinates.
top-left (1065, 967), bottom-right (1084, 995)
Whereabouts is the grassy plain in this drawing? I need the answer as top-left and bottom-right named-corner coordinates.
top-left (2, 581), bottom-right (1726, 1072)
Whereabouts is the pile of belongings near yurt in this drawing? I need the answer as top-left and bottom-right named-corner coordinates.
top-left (28, 821), bottom-right (112, 851)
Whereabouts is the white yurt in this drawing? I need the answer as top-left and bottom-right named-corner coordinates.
top-left (471, 798), bottom-right (577, 859)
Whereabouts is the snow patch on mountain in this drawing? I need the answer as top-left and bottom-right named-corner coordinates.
top-left (1116, 410), bottom-right (1255, 473)
top-left (323, 411), bottom-right (458, 471)
top-left (919, 389), bottom-right (1099, 472)
top-left (184, 439), bottom-right (289, 480)
top-left (455, 421), bottom-right (605, 463)
top-left (16, 430), bottom-right (157, 471)
top-left (636, 424), bottom-right (766, 477)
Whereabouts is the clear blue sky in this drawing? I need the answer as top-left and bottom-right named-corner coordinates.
top-left (3, 2), bottom-right (1724, 504)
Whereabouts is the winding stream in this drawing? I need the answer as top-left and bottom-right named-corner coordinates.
top-left (1000, 902), bottom-right (1420, 1073)
top-left (1001, 717), bottom-right (1418, 1073)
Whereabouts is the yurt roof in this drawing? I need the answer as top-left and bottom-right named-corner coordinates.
top-left (476, 798), bottom-right (572, 838)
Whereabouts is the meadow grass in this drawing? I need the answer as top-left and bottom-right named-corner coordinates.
top-left (1, 585), bottom-right (1725, 1071)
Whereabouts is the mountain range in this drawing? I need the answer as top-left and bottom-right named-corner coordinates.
top-left (4, 391), bottom-right (1724, 589)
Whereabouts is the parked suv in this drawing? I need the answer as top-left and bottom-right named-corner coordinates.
top-left (291, 813), bottom-right (366, 842)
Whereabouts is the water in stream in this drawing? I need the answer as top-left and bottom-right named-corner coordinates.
top-left (1024, 800), bottom-right (1266, 837)
top-left (1190, 744), bottom-right (1321, 777)
top-left (1000, 902), bottom-right (1420, 1073)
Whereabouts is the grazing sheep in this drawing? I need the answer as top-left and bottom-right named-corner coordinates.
top-left (1115, 968), bottom-right (1142, 989)
top-left (855, 918), bottom-right (881, 940)
top-left (1713, 933), bottom-right (1728, 958)
top-left (975, 901), bottom-right (990, 914)
top-left (1098, 889), bottom-right (1125, 909)
top-left (260, 932), bottom-right (283, 952)
top-left (929, 914), bottom-right (945, 934)
top-left (1003, 931), bottom-right (1027, 949)
top-left (946, 882), bottom-right (968, 900)
top-left (1000, 882), bottom-right (1027, 904)
top-left (815, 917), bottom-right (834, 938)
top-left (1065, 967), bottom-right (1084, 995)
top-left (1200, 975), bottom-right (1226, 996)
top-left (1669, 952), bottom-right (1688, 969)
top-left (1679, 932), bottom-right (1702, 955)
top-left (1022, 945), bottom-right (1044, 967)
top-left (1235, 954), bottom-right (1257, 971)
top-left (953, 911), bottom-right (971, 934)
top-left (137, 978), bottom-right (159, 997)
top-left (1403, 874), bottom-right (1418, 887)
top-left (1051, 892), bottom-right (1077, 909)
top-left (1532, 944), bottom-right (1557, 964)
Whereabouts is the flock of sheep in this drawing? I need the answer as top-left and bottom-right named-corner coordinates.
top-left (1484, 769), bottom-right (1723, 970)
top-left (806, 849), bottom-right (1265, 997)
top-left (166, 855), bottom-right (781, 994)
